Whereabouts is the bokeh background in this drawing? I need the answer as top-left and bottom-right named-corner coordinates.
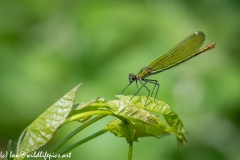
top-left (1, 0), bottom-right (240, 160)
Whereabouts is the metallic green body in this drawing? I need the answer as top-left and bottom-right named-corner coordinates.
top-left (137, 31), bottom-right (208, 79)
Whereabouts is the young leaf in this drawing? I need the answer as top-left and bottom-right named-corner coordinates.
top-left (115, 95), bottom-right (187, 147)
top-left (7, 140), bottom-right (13, 160)
top-left (18, 84), bottom-right (81, 154)
top-left (108, 118), bottom-right (173, 143)
top-left (116, 95), bottom-right (187, 134)
top-left (70, 97), bottom-right (109, 115)
top-left (67, 97), bottom-right (110, 123)
top-left (107, 99), bottom-right (158, 125)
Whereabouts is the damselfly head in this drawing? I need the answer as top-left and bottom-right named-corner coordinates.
top-left (129, 74), bottom-right (137, 83)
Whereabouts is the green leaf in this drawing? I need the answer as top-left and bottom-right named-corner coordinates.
top-left (175, 132), bottom-right (187, 147)
top-left (70, 97), bottom-right (109, 114)
top-left (108, 118), bottom-right (173, 143)
top-left (114, 95), bottom-right (187, 147)
top-left (116, 95), bottom-right (187, 134)
top-left (7, 140), bottom-right (13, 160)
top-left (68, 97), bottom-right (109, 122)
top-left (18, 84), bottom-right (81, 154)
top-left (107, 99), bottom-right (158, 125)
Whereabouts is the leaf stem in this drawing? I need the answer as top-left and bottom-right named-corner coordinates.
top-left (16, 129), bottom-right (27, 159)
top-left (128, 142), bottom-right (133, 160)
top-left (51, 126), bottom-right (110, 160)
top-left (62, 110), bottom-right (113, 125)
top-left (50, 115), bottom-right (107, 153)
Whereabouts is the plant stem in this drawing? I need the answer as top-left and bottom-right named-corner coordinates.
top-left (62, 110), bottom-right (112, 125)
top-left (51, 127), bottom-right (109, 160)
top-left (128, 141), bottom-right (133, 160)
top-left (50, 115), bottom-right (106, 153)
top-left (15, 129), bottom-right (27, 160)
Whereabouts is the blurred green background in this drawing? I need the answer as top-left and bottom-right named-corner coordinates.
top-left (1, 0), bottom-right (240, 160)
